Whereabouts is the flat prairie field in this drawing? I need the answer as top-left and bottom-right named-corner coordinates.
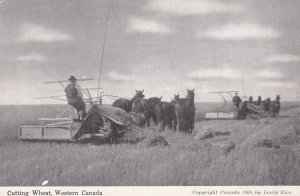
top-left (1, 102), bottom-right (300, 186)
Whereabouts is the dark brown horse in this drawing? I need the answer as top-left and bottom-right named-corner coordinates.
top-left (174, 89), bottom-right (195, 133)
top-left (262, 98), bottom-right (271, 112)
top-left (254, 96), bottom-right (262, 106)
top-left (174, 94), bottom-right (186, 132)
top-left (147, 96), bottom-right (162, 125)
top-left (131, 90), bottom-right (151, 127)
top-left (112, 98), bottom-right (132, 112)
top-left (112, 90), bottom-right (145, 112)
top-left (185, 89), bottom-right (195, 133)
top-left (155, 101), bottom-right (176, 131)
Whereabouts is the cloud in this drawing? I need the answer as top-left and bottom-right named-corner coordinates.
top-left (265, 54), bottom-right (300, 63)
top-left (259, 81), bottom-right (298, 89)
top-left (198, 23), bottom-right (280, 41)
top-left (16, 52), bottom-right (46, 62)
top-left (256, 70), bottom-right (284, 79)
top-left (188, 65), bottom-right (240, 80)
top-left (147, 0), bottom-right (244, 15)
top-left (127, 17), bottom-right (170, 34)
top-left (107, 71), bottom-right (133, 82)
top-left (19, 24), bottom-right (72, 42)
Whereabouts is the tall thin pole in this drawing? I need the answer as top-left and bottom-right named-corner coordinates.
top-left (241, 71), bottom-right (246, 101)
top-left (97, 0), bottom-right (111, 102)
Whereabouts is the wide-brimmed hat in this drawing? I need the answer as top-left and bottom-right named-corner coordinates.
top-left (68, 75), bottom-right (77, 81)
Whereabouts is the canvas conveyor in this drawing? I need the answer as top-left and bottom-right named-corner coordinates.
top-left (205, 103), bottom-right (270, 120)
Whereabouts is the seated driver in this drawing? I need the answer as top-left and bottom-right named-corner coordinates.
top-left (65, 75), bottom-right (86, 121)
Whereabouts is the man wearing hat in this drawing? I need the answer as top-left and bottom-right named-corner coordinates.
top-left (65, 75), bottom-right (86, 121)
top-left (249, 96), bottom-right (253, 103)
top-left (232, 92), bottom-right (242, 110)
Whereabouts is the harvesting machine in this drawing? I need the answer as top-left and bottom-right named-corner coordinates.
top-left (18, 79), bottom-right (145, 143)
top-left (204, 91), bottom-right (271, 120)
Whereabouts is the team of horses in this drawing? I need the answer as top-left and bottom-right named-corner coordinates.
top-left (112, 90), bottom-right (281, 132)
top-left (112, 89), bottom-right (195, 133)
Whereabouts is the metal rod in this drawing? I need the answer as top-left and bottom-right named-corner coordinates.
top-left (44, 97), bottom-right (67, 101)
top-left (218, 93), bottom-right (227, 103)
top-left (56, 106), bottom-right (73, 118)
top-left (241, 72), bottom-right (246, 101)
top-left (35, 95), bottom-right (66, 99)
top-left (44, 78), bottom-right (94, 84)
top-left (46, 121), bottom-right (73, 126)
top-left (208, 91), bottom-right (239, 94)
top-left (38, 118), bottom-right (72, 121)
top-left (103, 94), bottom-right (131, 99)
top-left (82, 88), bottom-right (90, 99)
top-left (85, 87), bottom-right (103, 91)
top-left (35, 96), bottom-right (66, 101)
top-left (51, 97), bottom-right (67, 101)
top-left (86, 88), bottom-right (93, 105)
top-left (58, 81), bottom-right (65, 89)
top-left (97, 0), bottom-right (111, 101)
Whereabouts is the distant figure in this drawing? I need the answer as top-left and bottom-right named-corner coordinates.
top-left (65, 75), bottom-right (86, 121)
top-left (262, 98), bottom-right (271, 112)
top-left (271, 95), bottom-right (281, 118)
top-left (249, 96), bottom-right (253, 103)
top-left (232, 92), bottom-right (242, 109)
top-left (254, 96), bottom-right (262, 106)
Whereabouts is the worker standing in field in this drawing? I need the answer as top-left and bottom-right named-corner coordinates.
top-left (65, 75), bottom-right (86, 121)
top-left (249, 96), bottom-right (253, 103)
top-left (232, 92), bottom-right (242, 109)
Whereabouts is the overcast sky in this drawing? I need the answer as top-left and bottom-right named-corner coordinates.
top-left (1, 0), bottom-right (300, 104)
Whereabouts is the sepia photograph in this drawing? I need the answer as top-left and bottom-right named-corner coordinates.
top-left (1, 0), bottom-right (300, 190)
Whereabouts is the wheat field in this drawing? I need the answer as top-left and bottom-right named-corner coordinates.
top-left (0, 102), bottom-right (300, 186)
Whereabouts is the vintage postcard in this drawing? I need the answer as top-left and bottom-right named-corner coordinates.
top-left (0, 0), bottom-right (300, 195)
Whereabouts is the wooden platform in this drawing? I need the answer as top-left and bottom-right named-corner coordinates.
top-left (204, 112), bottom-right (236, 120)
top-left (18, 121), bottom-right (81, 141)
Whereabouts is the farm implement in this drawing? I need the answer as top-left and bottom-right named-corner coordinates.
top-left (237, 102), bottom-right (270, 120)
top-left (18, 104), bottom-right (145, 142)
top-left (18, 78), bottom-right (145, 143)
top-left (204, 91), bottom-right (273, 120)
